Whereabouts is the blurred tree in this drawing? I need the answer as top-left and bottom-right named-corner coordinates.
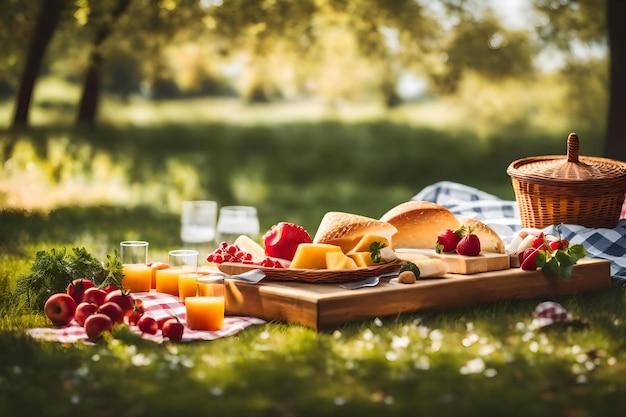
top-left (0, 0), bottom-right (36, 99)
top-left (431, 13), bottom-right (535, 94)
top-left (76, 0), bottom-right (132, 125)
top-left (533, 0), bottom-right (624, 159)
top-left (11, 0), bottom-right (68, 128)
top-left (208, 0), bottom-right (317, 102)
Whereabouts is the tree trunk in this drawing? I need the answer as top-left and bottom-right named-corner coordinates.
top-left (604, 0), bottom-right (626, 160)
top-left (76, 0), bottom-right (132, 125)
top-left (11, 0), bottom-right (66, 128)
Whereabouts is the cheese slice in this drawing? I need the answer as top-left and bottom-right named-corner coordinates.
top-left (290, 243), bottom-right (343, 269)
top-left (326, 252), bottom-right (358, 270)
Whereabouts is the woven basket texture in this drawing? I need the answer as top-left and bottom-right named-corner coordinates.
top-left (218, 259), bottom-right (402, 283)
top-left (507, 133), bottom-right (626, 229)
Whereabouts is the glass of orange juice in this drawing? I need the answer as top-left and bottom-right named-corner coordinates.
top-left (185, 276), bottom-right (224, 331)
top-left (120, 241), bottom-right (152, 293)
top-left (178, 272), bottom-right (198, 301)
top-left (156, 250), bottom-right (198, 297)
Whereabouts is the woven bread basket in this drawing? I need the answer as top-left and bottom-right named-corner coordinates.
top-left (506, 132), bottom-right (626, 229)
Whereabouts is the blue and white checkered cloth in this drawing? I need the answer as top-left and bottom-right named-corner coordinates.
top-left (412, 181), bottom-right (626, 279)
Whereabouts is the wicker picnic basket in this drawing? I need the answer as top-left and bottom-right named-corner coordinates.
top-left (506, 132), bottom-right (626, 229)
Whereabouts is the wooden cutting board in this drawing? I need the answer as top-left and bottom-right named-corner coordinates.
top-left (224, 258), bottom-right (611, 331)
top-left (395, 249), bottom-right (510, 274)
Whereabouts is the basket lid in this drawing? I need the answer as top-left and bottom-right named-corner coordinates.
top-left (507, 133), bottom-right (626, 185)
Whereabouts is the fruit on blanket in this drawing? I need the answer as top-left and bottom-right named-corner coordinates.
top-left (435, 227), bottom-right (465, 253)
top-left (137, 315), bottom-right (158, 335)
top-left (82, 287), bottom-right (107, 306)
top-left (98, 301), bottom-right (125, 325)
top-left (84, 313), bottom-right (113, 339)
top-left (263, 222), bottom-right (313, 261)
top-left (74, 302), bottom-right (98, 326)
top-left (162, 317), bottom-right (184, 341)
top-left (156, 316), bottom-right (174, 330)
top-left (66, 279), bottom-right (95, 304)
top-left (44, 293), bottom-right (77, 326)
top-left (456, 233), bottom-right (481, 256)
top-left (128, 300), bottom-right (145, 326)
top-left (102, 284), bottom-right (119, 293)
top-left (103, 289), bottom-right (135, 318)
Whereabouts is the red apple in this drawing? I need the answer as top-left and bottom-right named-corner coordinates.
top-left (262, 222), bottom-right (312, 261)
top-left (66, 279), bottom-right (95, 304)
top-left (97, 301), bottom-right (124, 325)
top-left (127, 299), bottom-right (145, 326)
top-left (102, 284), bottom-right (119, 293)
top-left (156, 316), bottom-right (173, 330)
top-left (74, 302), bottom-right (98, 326)
top-left (82, 287), bottom-right (107, 306)
top-left (162, 317), bottom-right (184, 341)
top-left (103, 289), bottom-right (135, 318)
top-left (137, 315), bottom-right (158, 335)
top-left (44, 293), bottom-right (77, 326)
top-left (84, 313), bottom-right (113, 339)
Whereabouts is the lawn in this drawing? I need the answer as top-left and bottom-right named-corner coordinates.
top-left (2, 85), bottom-right (625, 416)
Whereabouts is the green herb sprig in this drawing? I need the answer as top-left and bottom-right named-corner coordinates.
top-left (14, 247), bottom-right (123, 310)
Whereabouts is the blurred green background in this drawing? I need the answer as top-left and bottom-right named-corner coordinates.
top-left (0, 0), bottom-right (612, 250)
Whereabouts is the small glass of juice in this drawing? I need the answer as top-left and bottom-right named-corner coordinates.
top-left (185, 276), bottom-right (224, 331)
top-left (120, 241), bottom-right (152, 293)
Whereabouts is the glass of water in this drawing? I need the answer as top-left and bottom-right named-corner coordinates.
top-left (180, 200), bottom-right (218, 243)
top-left (215, 205), bottom-right (260, 244)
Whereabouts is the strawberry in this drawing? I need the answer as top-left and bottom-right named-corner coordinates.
top-left (456, 233), bottom-right (481, 256)
top-left (262, 222), bottom-right (313, 261)
top-left (435, 226), bottom-right (465, 253)
top-left (519, 247), bottom-right (540, 270)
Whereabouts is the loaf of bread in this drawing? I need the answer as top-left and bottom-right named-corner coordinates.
top-left (379, 201), bottom-right (460, 249)
top-left (312, 211), bottom-right (398, 253)
top-left (458, 217), bottom-right (505, 254)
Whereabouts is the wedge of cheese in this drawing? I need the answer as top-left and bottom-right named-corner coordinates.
top-left (326, 252), bottom-right (358, 270)
top-left (347, 234), bottom-right (390, 254)
top-left (412, 259), bottom-right (447, 278)
top-left (290, 243), bottom-right (343, 269)
top-left (348, 251), bottom-right (376, 267)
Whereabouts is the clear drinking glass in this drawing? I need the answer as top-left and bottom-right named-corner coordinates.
top-left (155, 249), bottom-right (199, 297)
top-left (215, 205), bottom-right (260, 244)
top-left (180, 200), bottom-right (218, 243)
top-left (119, 241), bottom-right (151, 292)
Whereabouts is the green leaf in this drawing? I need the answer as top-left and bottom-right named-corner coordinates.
top-left (369, 241), bottom-right (387, 264)
top-left (568, 244), bottom-right (588, 262)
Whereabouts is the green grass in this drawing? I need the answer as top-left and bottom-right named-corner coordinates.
top-left (1, 81), bottom-right (623, 415)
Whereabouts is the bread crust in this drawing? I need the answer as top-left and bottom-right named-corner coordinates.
top-left (459, 217), bottom-right (505, 254)
top-left (380, 201), bottom-right (460, 249)
top-left (313, 211), bottom-right (398, 253)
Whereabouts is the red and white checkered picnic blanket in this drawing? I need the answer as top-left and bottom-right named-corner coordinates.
top-left (26, 291), bottom-right (265, 344)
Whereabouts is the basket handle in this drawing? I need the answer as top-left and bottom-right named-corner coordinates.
top-left (567, 132), bottom-right (579, 163)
